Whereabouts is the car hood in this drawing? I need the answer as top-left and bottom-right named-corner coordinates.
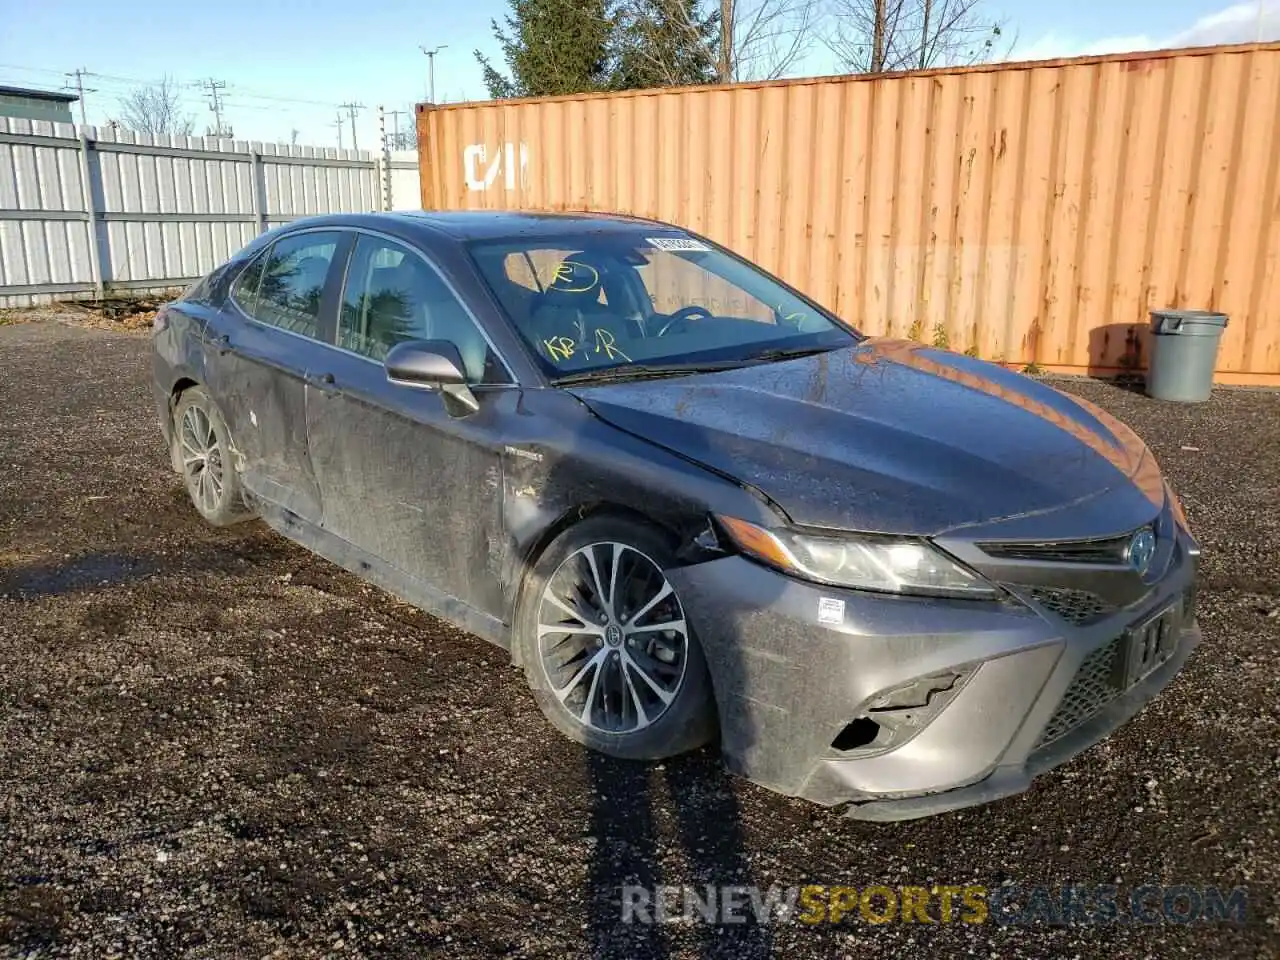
top-left (567, 338), bottom-right (1165, 535)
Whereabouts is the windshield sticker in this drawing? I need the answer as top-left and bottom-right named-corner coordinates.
top-left (647, 236), bottom-right (710, 252)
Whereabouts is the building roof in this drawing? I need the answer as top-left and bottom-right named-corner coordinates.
top-left (0, 84), bottom-right (79, 103)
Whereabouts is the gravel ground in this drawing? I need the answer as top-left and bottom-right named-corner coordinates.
top-left (1, 317), bottom-right (1277, 959)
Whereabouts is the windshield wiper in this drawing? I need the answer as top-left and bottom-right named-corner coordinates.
top-left (553, 346), bottom-right (839, 386)
top-left (552, 360), bottom-right (743, 386)
top-left (744, 344), bottom-right (838, 363)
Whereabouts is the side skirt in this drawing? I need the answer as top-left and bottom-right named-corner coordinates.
top-left (252, 495), bottom-right (511, 650)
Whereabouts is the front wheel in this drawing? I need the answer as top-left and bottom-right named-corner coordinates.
top-left (515, 516), bottom-right (716, 760)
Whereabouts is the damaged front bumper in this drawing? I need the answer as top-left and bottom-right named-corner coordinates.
top-left (667, 532), bottom-right (1200, 822)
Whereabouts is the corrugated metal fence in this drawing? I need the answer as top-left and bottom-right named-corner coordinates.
top-left (0, 118), bottom-right (420, 307)
top-left (418, 42), bottom-right (1280, 384)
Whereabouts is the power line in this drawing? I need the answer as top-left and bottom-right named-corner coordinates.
top-left (82, 68), bottom-right (334, 107)
top-left (1, 61), bottom-right (346, 109)
top-left (228, 87), bottom-right (343, 108)
top-left (2, 59), bottom-right (379, 142)
top-left (339, 101), bottom-right (364, 152)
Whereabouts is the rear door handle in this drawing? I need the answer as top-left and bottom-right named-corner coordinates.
top-left (308, 371), bottom-right (338, 393)
top-left (214, 334), bottom-right (232, 355)
top-left (317, 372), bottom-right (335, 385)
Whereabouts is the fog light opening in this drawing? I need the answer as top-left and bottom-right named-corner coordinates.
top-left (831, 717), bottom-right (881, 751)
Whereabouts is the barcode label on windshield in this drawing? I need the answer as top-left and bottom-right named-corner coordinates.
top-left (647, 236), bottom-right (710, 252)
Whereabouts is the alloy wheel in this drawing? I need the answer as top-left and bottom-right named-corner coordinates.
top-left (179, 404), bottom-right (225, 516)
top-left (537, 541), bottom-right (690, 735)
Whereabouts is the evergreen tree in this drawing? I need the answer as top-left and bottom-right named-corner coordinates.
top-left (615, 0), bottom-right (719, 89)
top-left (476, 0), bottom-right (618, 99)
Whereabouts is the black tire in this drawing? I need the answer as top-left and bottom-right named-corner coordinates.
top-left (515, 515), bottom-right (716, 760)
top-left (172, 386), bottom-right (254, 527)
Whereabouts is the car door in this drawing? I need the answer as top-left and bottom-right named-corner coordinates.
top-left (208, 228), bottom-right (349, 523)
top-left (304, 231), bottom-right (516, 619)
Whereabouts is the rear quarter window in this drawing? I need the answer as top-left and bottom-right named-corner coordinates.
top-left (229, 253), bottom-right (268, 316)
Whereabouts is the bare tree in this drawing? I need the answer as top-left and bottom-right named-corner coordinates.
top-left (612, 0), bottom-right (816, 86)
top-left (720, 0), bottom-right (820, 81)
top-left (825, 0), bottom-right (1008, 74)
top-left (115, 76), bottom-right (195, 136)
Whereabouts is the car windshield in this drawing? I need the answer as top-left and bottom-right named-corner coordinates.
top-left (467, 231), bottom-right (858, 380)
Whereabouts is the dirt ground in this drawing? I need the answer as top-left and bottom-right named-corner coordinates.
top-left (0, 315), bottom-right (1277, 959)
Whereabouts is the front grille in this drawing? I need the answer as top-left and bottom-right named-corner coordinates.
top-left (1027, 586), bottom-right (1117, 625)
top-left (1034, 637), bottom-right (1124, 749)
top-left (979, 532), bottom-right (1136, 564)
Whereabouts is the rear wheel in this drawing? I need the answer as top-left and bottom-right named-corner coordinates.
top-left (515, 516), bottom-right (716, 760)
top-left (172, 386), bottom-right (253, 526)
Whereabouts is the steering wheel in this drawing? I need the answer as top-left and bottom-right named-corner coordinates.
top-left (656, 305), bottom-right (713, 337)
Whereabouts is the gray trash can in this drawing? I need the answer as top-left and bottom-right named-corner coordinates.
top-left (1146, 309), bottom-right (1228, 403)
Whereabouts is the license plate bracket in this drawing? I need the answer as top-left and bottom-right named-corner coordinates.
top-left (1114, 598), bottom-right (1181, 689)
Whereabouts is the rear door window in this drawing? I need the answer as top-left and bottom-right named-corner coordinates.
top-left (231, 231), bottom-right (341, 339)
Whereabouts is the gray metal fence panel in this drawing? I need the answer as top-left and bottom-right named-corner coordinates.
top-left (0, 117), bottom-right (387, 307)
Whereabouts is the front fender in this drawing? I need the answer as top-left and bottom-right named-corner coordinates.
top-left (495, 388), bottom-right (779, 652)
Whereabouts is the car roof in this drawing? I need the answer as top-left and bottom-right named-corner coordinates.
top-left (276, 210), bottom-right (688, 243)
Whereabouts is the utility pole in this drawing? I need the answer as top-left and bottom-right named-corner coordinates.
top-left (339, 101), bottom-right (364, 152)
top-left (420, 45), bottom-right (448, 103)
top-left (200, 78), bottom-right (229, 137)
top-left (333, 112), bottom-right (345, 150)
top-left (65, 68), bottom-right (96, 126)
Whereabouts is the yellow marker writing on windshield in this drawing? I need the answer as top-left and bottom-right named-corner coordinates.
top-left (594, 327), bottom-right (631, 362)
top-left (550, 261), bottom-right (599, 293)
top-left (543, 336), bottom-right (577, 361)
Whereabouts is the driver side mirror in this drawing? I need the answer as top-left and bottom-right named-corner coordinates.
top-left (384, 340), bottom-right (479, 415)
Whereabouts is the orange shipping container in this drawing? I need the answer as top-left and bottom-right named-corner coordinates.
top-left (417, 42), bottom-right (1280, 384)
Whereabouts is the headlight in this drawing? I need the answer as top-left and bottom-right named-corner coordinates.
top-left (716, 515), bottom-right (997, 600)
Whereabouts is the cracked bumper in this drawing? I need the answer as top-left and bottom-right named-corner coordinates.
top-left (668, 543), bottom-right (1199, 821)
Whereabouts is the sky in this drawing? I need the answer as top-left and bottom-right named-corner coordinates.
top-left (1, 0), bottom-right (1277, 152)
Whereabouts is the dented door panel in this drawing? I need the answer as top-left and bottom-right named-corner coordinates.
top-left (204, 316), bottom-right (326, 523)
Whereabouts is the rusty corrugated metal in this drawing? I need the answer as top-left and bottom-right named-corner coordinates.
top-left (417, 42), bottom-right (1280, 383)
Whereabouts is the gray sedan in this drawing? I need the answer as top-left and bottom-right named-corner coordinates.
top-left (152, 211), bottom-right (1200, 821)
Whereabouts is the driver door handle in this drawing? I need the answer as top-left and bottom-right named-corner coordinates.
top-left (317, 372), bottom-right (335, 385)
